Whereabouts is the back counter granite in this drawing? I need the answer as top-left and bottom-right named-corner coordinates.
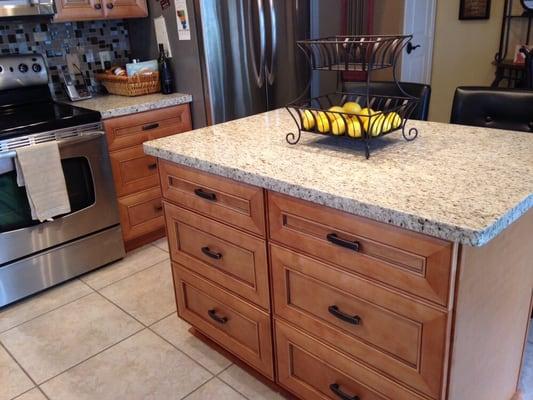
top-left (144, 109), bottom-right (533, 400)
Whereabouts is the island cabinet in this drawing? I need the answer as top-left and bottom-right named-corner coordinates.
top-left (159, 160), bottom-right (533, 400)
top-left (104, 104), bottom-right (191, 251)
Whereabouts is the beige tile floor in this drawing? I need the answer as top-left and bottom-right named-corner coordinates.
top-left (0, 238), bottom-right (531, 400)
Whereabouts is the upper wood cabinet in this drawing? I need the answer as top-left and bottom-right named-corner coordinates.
top-left (54, 0), bottom-right (147, 22)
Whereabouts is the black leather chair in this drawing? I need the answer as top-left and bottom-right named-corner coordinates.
top-left (342, 81), bottom-right (431, 121)
top-left (450, 87), bottom-right (533, 132)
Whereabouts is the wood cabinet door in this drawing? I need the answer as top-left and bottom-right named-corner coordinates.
top-left (54, 0), bottom-right (104, 21)
top-left (109, 146), bottom-right (160, 197)
top-left (103, 0), bottom-right (147, 18)
top-left (118, 187), bottom-right (164, 242)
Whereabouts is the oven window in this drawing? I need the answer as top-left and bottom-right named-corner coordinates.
top-left (0, 157), bottom-right (95, 233)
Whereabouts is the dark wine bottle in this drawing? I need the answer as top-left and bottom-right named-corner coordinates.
top-left (158, 43), bottom-right (174, 94)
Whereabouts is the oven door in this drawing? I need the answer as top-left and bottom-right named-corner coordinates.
top-left (0, 131), bottom-right (121, 265)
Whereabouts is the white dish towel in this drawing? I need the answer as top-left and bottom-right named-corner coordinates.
top-left (15, 141), bottom-right (71, 222)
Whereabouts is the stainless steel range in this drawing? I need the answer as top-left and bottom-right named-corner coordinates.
top-left (0, 54), bottom-right (125, 307)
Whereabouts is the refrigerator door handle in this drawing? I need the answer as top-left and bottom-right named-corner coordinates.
top-left (247, 0), bottom-right (266, 88)
top-left (266, 0), bottom-right (277, 85)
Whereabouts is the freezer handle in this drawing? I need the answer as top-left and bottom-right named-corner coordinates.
top-left (266, 0), bottom-right (277, 85)
top-left (247, 0), bottom-right (266, 88)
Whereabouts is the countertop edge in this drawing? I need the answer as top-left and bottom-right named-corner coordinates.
top-left (99, 94), bottom-right (193, 119)
top-left (144, 143), bottom-right (532, 247)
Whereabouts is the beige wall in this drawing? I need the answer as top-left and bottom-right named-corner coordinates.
top-left (429, 1), bottom-right (503, 122)
top-left (372, 0), bottom-right (405, 81)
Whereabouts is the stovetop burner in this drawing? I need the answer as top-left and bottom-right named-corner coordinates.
top-left (0, 53), bottom-right (101, 139)
top-left (0, 100), bottom-right (101, 139)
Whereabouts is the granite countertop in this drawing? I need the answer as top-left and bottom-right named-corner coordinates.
top-left (144, 109), bottom-right (533, 246)
top-left (67, 92), bottom-right (192, 119)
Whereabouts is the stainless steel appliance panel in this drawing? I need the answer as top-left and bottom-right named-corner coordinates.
top-left (196, 0), bottom-right (268, 124)
top-left (265, 0), bottom-right (310, 108)
top-left (0, 226), bottom-right (124, 307)
top-left (0, 132), bottom-right (120, 265)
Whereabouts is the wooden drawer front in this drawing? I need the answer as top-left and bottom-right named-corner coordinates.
top-left (104, 104), bottom-right (191, 151)
top-left (271, 245), bottom-right (448, 399)
top-left (164, 202), bottom-right (270, 309)
top-left (160, 161), bottom-right (266, 237)
top-left (275, 320), bottom-right (426, 400)
top-left (174, 265), bottom-right (274, 378)
top-left (118, 187), bottom-right (164, 241)
top-left (268, 192), bottom-right (454, 306)
top-left (110, 146), bottom-right (159, 197)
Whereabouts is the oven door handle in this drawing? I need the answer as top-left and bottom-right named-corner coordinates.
top-left (0, 131), bottom-right (105, 160)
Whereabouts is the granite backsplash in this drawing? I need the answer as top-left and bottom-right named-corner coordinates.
top-left (0, 19), bottom-right (131, 97)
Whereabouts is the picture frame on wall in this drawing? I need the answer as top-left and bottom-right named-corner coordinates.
top-left (459, 0), bottom-right (491, 20)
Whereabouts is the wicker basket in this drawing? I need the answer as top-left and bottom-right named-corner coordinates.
top-left (96, 72), bottom-right (161, 96)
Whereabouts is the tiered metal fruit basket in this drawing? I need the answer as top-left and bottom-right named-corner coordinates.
top-left (286, 35), bottom-right (421, 159)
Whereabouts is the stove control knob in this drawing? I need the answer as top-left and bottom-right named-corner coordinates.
top-left (32, 63), bottom-right (42, 73)
top-left (18, 63), bottom-right (29, 73)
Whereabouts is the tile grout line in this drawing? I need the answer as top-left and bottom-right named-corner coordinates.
top-left (0, 340), bottom-right (41, 395)
top-left (151, 241), bottom-right (169, 253)
top-left (36, 386), bottom-right (51, 400)
top-left (146, 324), bottom-right (218, 379)
top-left (86, 254), bottom-right (170, 292)
top-left (0, 284), bottom-right (95, 336)
top-left (36, 326), bottom-right (145, 388)
top-left (91, 291), bottom-right (221, 381)
top-left (94, 291), bottom-right (149, 328)
top-left (177, 375), bottom-right (217, 400)
top-left (148, 310), bottom-right (178, 327)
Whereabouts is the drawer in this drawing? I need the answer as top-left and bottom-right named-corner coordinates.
top-left (174, 265), bottom-right (274, 379)
top-left (164, 202), bottom-right (270, 309)
top-left (271, 244), bottom-right (448, 399)
top-left (275, 320), bottom-right (426, 400)
top-left (104, 104), bottom-right (192, 151)
top-left (268, 192), bottom-right (455, 306)
top-left (110, 146), bottom-right (160, 197)
top-left (118, 187), bottom-right (164, 241)
top-left (160, 161), bottom-right (266, 237)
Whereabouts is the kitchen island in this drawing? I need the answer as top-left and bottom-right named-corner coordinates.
top-left (144, 109), bottom-right (533, 400)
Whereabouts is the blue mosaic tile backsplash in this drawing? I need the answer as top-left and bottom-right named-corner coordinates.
top-left (0, 19), bottom-right (131, 97)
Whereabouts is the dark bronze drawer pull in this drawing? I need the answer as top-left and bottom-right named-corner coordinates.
top-left (329, 383), bottom-right (359, 400)
top-left (142, 123), bottom-right (160, 131)
top-left (326, 233), bottom-right (360, 252)
top-left (208, 309), bottom-right (228, 324)
top-left (94, 3), bottom-right (102, 9)
top-left (194, 188), bottom-right (217, 201)
top-left (201, 246), bottom-right (222, 260)
top-left (147, 163), bottom-right (158, 170)
top-left (328, 305), bottom-right (361, 325)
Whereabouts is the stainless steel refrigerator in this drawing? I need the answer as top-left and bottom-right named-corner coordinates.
top-left (194, 0), bottom-right (310, 124)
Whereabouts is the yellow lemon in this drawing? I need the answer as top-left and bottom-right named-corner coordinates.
top-left (359, 108), bottom-right (376, 130)
top-left (385, 112), bottom-right (402, 130)
top-left (342, 101), bottom-right (362, 115)
top-left (326, 106), bottom-right (345, 122)
top-left (368, 114), bottom-right (386, 137)
top-left (346, 118), bottom-right (363, 138)
top-left (300, 110), bottom-right (315, 130)
top-left (380, 114), bottom-right (392, 133)
top-left (331, 117), bottom-right (346, 136)
top-left (316, 111), bottom-right (330, 133)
